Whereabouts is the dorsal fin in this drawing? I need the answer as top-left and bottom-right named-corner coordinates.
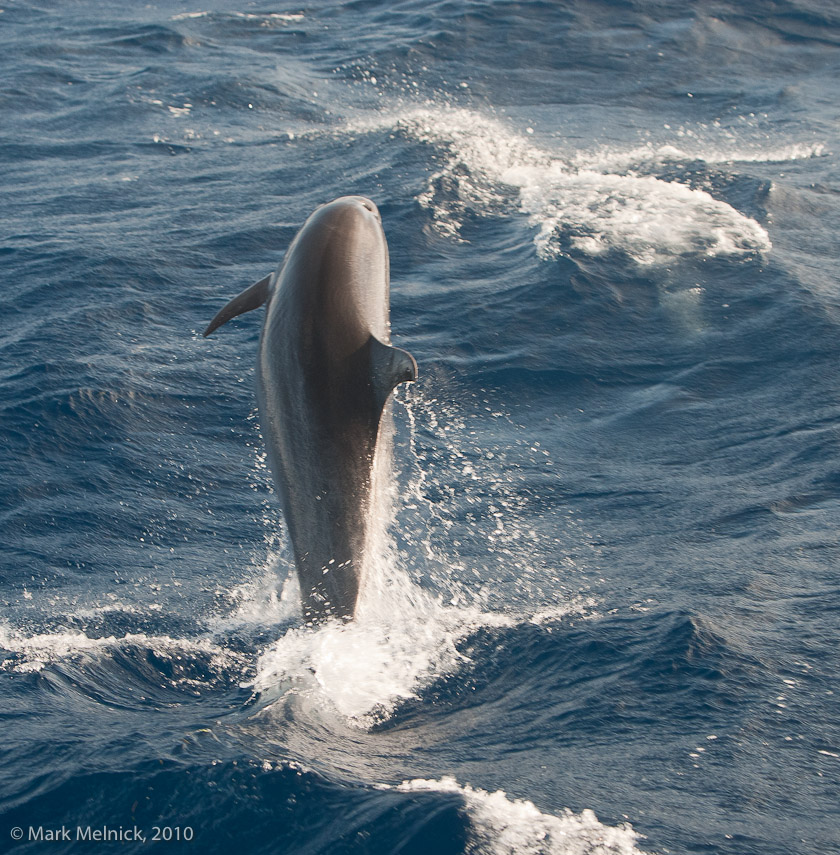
top-left (203, 274), bottom-right (272, 337)
top-left (369, 335), bottom-right (418, 413)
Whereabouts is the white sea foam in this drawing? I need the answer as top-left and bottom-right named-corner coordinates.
top-left (384, 776), bottom-right (646, 855)
top-left (171, 11), bottom-right (304, 23)
top-left (248, 518), bottom-right (589, 726)
top-left (251, 571), bottom-right (591, 724)
top-left (571, 140), bottom-right (826, 173)
top-left (346, 105), bottom-right (776, 265)
top-left (0, 622), bottom-right (232, 675)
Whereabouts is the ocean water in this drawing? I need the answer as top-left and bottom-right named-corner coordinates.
top-left (2, 1), bottom-right (839, 853)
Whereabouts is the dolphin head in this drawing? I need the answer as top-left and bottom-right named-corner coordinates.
top-left (280, 196), bottom-right (391, 350)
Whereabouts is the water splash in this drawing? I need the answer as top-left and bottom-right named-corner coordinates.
top-left (251, 404), bottom-right (486, 724)
top-left (249, 393), bottom-right (594, 726)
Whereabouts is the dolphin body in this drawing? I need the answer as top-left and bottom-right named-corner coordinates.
top-left (204, 196), bottom-right (417, 622)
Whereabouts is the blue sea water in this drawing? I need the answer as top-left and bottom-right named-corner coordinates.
top-left (2, 1), bottom-right (839, 852)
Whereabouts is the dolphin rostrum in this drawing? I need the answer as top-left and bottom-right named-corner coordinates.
top-left (204, 196), bottom-right (417, 622)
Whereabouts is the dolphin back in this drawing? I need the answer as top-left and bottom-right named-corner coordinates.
top-left (203, 197), bottom-right (417, 623)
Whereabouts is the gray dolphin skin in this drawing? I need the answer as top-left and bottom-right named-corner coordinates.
top-left (204, 196), bottom-right (417, 622)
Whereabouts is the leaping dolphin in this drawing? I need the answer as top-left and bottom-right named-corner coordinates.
top-left (204, 196), bottom-right (417, 623)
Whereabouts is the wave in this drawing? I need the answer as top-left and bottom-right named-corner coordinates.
top-left (343, 104), bottom-right (782, 266)
top-left (387, 777), bottom-right (645, 855)
top-left (573, 141), bottom-right (827, 172)
top-left (0, 621), bottom-right (245, 695)
top-left (170, 11), bottom-right (304, 25)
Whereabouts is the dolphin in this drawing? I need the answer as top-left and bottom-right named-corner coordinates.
top-left (204, 196), bottom-right (417, 622)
